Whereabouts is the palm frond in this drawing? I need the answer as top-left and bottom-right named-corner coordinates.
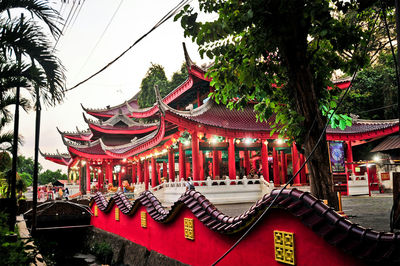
top-left (0, 18), bottom-right (66, 106)
top-left (0, 0), bottom-right (61, 38)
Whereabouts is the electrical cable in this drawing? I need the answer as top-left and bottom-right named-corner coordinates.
top-left (69, 0), bottom-right (86, 31)
top-left (77, 0), bottom-right (124, 76)
top-left (355, 103), bottom-right (397, 114)
top-left (66, 0), bottom-right (191, 92)
top-left (62, 0), bottom-right (80, 35)
top-left (380, 0), bottom-right (400, 232)
top-left (211, 8), bottom-right (381, 266)
top-left (53, 1), bottom-right (77, 50)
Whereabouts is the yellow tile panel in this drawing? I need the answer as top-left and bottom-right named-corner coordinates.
top-left (274, 230), bottom-right (295, 265)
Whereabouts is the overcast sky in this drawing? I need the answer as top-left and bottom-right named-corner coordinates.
top-left (11, 0), bottom-right (209, 173)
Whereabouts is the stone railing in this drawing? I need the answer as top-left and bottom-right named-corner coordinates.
top-left (348, 174), bottom-right (369, 196)
top-left (134, 175), bottom-right (274, 193)
top-left (131, 175), bottom-right (275, 205)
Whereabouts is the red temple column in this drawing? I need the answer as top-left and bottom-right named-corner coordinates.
top-left (280, 151), bottom-right (285, 183)
top-left (273, 148), bottom-right (279, 185)
top-left (199, 151), bottom-right (205, 180)
top-left (292, 144), bottom-right (300, 185)
top-left (186, 160), bottom-right (191, 178)
top-left (251, 151), bottom-right (257, 170)
top-left (366, 163), bottom-right (371, 196)
top-left (144, 160), bottom-right (149, 190)
top-left (244, 149), bottom-right (250, 175)
top-left (86, 161), bottom-right (91, 193)
top-left (151, 157), bottom-right (157, 188)
top-left (300, 153), bottom-right (306, 184)
top-left (162, 161), bottom-right (167, 179)
top-left (137, 160), bottom-right (143, 183)
top-left (132, 163), bottom-right (137, 184)
top-left (168, 149), bottom-right (175, 181)
top-left (157, 163), bottom-right (161, 183)
top-left (228, 138), bottom-right (236, 179)
top-left (179, 142), bottom-right (186, 180)
top-left (346, 141), bottom-right (355, 174)
top-left (261, 140), bottom-right (269, 180)
top-left (106, 162), bottom-right (112, 186)
top-left (98, 168), bottom-right (104, 190)
top-left (118, 172), bottom-right (122, 188)
top-left (191, 130), bottom-right (200, 181)
top-left (213, 149), bottom-right (219, 178)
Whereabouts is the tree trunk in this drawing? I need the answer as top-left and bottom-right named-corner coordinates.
top-left (31, 87), bottom-right (41, 235)
top-left (291, 65), bottom-right (338, 209)
top-left (281, 19), bottom-right (339, 209)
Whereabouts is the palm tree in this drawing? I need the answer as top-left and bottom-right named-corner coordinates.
top-left (0, 1), bottom-right (65, 231)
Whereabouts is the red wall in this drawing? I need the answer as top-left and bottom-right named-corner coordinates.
top-left (91, 204), bottom-right (362, 266)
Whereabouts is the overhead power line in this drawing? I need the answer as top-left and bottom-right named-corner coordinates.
top-left (66, 0), bottom-right (191, 92)
top-left (77, 0), bottom-right (124, 76)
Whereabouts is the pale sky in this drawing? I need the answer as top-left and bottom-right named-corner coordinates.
top-left (11, 0), bottom-right (209, 173)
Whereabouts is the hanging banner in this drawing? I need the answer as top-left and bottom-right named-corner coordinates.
top-left (329, 141), bottom-right (345, 173)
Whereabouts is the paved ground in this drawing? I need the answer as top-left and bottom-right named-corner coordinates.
top-left (215, 193), bottom-right (394, 232)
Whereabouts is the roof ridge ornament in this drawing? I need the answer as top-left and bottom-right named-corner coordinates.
top-left (154, 85), bottom-right (165, 117)
top-left (183, 42), bottom-right (193, 68)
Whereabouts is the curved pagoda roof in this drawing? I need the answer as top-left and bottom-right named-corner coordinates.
top-left (39, 150), bottom-right (72, 166)
top-left (81, 44), bottom-right (210, 120)
top-left (83, 112), bottom-right (158, 135)
top-left (57, 127), bottom-right (93, 142)
top-left (42, 44), bottom-right (400, 165)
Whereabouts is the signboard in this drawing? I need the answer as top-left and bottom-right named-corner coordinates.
top-left (381, 172), bottom-right (390, 181)
top-left (329, 141), bottom-right (345, 173)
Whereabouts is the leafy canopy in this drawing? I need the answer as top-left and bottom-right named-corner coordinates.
top-left (341, 51), bottom-right (398, 120)
top-left (38, 169), bottom-right (67, 185)
top-left (138, 63), bottom-right (188, 108)
top-left (175, 0), bottom-right (382, 144)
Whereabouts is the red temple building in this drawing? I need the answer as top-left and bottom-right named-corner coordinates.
top-left (42, 45), bottom-right (399, 197)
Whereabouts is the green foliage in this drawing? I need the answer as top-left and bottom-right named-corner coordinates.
top-left (91, 242), bottom-right (113, 264)
top-left (0, 212), bottom-right (35, 265)
top-left (137, 62), bottom-right (188, 108)
top-left (340, 51), bottom-right (397, 119)
top-left (17, 155), bottom-right (41, 177)
top-left (18, 172), bottom-right (32, 188)
top-left (38, 169), bottom-right (67, 185)
top-left (0, 152), bottom-right (11, 172)
top-left (175, 0), bottom-right (385, 144)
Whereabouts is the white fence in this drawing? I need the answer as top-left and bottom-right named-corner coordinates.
top-left (133, 175), bottom-right (275, 205)
top-left (348, 174), bottom-right (369, 196)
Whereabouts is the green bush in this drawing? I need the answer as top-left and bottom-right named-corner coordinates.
top-left (92, 241), bottom-right (113, 264)
top-left (0, 212), bottom-right (37, 266)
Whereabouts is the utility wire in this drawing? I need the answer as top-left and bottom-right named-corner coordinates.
top-left (66, 0), bottom-right (191, 91)
top-left (77, 0), bottom-right (124, 76)
top-left (380, 0), bottom-right (400, 137)
top-left (211, 9), bottom-right (381, 266)
top-left (69, 0), bottom-right (86, 31)
top-left (53, 1), bottom-right (77, 50)
top-left (63, 0), bottom-right (80, 34)
top-left (356, 103), bottom-right (398, 114)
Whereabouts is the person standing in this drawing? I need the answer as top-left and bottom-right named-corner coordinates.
top-left (64, 187), bottom-right (69, 200)
top-left (185, 177), bottom-right (195, 191)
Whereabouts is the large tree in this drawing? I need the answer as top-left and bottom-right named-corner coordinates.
top-left (138, 62), bottom-right (188, 108)
top-left (175, 1), bottom-right (388, 207)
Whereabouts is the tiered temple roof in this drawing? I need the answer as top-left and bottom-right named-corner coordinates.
top-left (42, 44), bottom-right (400, 166)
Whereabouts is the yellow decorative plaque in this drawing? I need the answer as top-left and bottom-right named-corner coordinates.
top-left (141, 211), bottom-right (147, 228)
top-left (274, 230), bottom-right (295, 265)
top-left (115, 207), bottom-right (119, 221)
top-left (94, 205), bottom-right (98, 217)
top-left (184, 218), bottom-right (194, 240)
